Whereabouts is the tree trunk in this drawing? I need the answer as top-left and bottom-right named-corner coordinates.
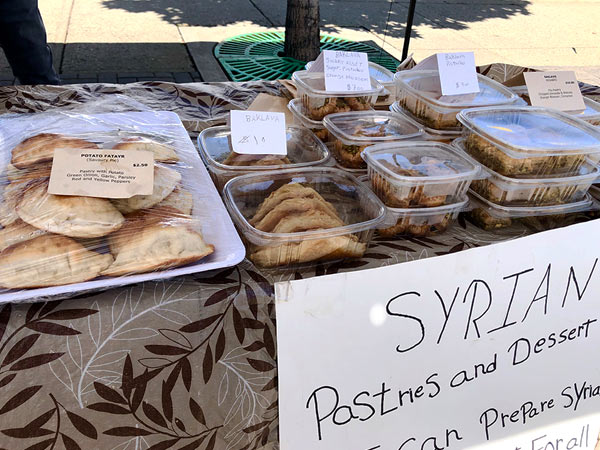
top-left (284, 0), bottom-right (320, 62)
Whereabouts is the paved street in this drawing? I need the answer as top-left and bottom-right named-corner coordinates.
top-left (1, 0), bottom-right (599, 84)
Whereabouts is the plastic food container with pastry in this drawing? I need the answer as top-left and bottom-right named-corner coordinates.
top-left (291, 70), bottom-right (382, 121)
top-left (197, 125), bottom-right (330, 191)
top-left (361, 141), bottom-right (480, 208)
top-left (287, 98), bottom-right (329, 142)
top-left (223, 167), bottom-right (386, 268)
top-left (510, 85), bottom-right (600, 126)
top-left (467, 189), bottom-right (596, 231)
top-left (323, 110), bottom-right (424, 169)
top-left (389, 101), bottom-right (461, 142)
top-left (394, 70), bottom-right (518, 130)
top-left (378, 196), bottom-right (468, 237)
top-left (0, 110), bottom-right (245, 302)
top-left (452, 137), bottom-right (599, 206)
top-left (457, 106), bottom-right (600, 177)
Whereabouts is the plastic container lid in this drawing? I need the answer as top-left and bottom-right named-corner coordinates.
top-left (394, 70), bottom-right (518, 109)
top-left (510, 85), bottom-right (600, 123)
top-left (389, 101), bottom-right (462, 138)
top-left (457, 106), bottom-right (600, 157)
top-left (452, 136), bottom-right (599, 182)
top-left (468, 189), bottom-right (594, 218)
top-left (287, 98), bottom-right (325, 130)
top-left (197, 125), bottom-right (329, 171)
top-left (323, 111), bottom-right (423, 145)
top-left (361, 141), bottom-right (479, 183)
top-left (292, 70), bottom-right (383, 97)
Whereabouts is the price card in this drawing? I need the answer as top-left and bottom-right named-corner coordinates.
top-left (230, 110), bottom-right (287, 156)
top-left (524, 71), bottom-right (585, 112)
top-left (323, 50), bottom-right (371, 92)
top-left (436, 52), bottom-right (480, 95)
top-left (48, 148), bottom-right (154, 198)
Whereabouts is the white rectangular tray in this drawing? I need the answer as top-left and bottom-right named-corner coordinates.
top-left (0, 110), bottom-right (245, 303)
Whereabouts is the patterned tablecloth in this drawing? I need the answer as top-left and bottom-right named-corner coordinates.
top-left (0, 65), bottom-right (598, 450)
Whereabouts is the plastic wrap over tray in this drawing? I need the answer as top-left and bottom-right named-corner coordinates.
top-left (0, 110), bottom-right (244, 302)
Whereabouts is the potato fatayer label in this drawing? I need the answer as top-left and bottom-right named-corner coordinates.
top-left (48, 148), bottom-right (154, 198)
top-left (275, 220), bottom-right (600, 450)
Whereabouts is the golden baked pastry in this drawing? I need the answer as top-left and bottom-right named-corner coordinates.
top-left (16, 180), bottom-right (125, 238)
top-left (247, 183), bottom-right (366, 267)
top-left (250, 235), bottom-right (365, 268)
top-left (11, 133), bottom-right (99, 169)
top-left (155, 186), bottom-right (193, 215)
top-left (0, 180), bottom-right (32, 227)
top-left (0, 235), bottom-right (113, 289)
top-left (0, 220), bottom-right (48, 252)
top-left (222, 152), bottom-right (291, 167)
top-left (250, 183), bottom-right (337, 225)
top-left (102, 207), bottom-right (214, 276)
top-left (112, 137), bottom-right (179, 163)
top-left (111, 164), bottom-right (181, 214)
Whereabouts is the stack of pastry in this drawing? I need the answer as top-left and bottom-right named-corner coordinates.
top-left (246, 183), bottom-right (366, 267)
top-left (0, 133), bottom-right (214, 290)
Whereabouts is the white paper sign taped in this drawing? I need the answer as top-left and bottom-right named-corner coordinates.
top-left (276, 220), bottom-right (600, 450)
top-left (524, 71), bottom-right (586, 112)
top-left (436, 51), bottom-right (480, 95)
top-left (230, 110), bottom-right (287, 155)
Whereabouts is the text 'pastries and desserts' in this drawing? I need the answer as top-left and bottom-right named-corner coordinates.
top-left (112, 137), bottom-right (179, 163)
top-left (11, 133), bottom-right (99, 169)
top-left (16, 179), bottom-right (125, 238)
top-left (101, 207), bottom-right (214, 276)
top-left (0, 235), bottom-right (113, 289)
top-left (111, 164), bottom-right (181, 214)
top-left (247, 183), bottom-right (366, 267)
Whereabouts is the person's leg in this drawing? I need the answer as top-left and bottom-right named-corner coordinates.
top-left (0, 0), bottom-right (60, 85)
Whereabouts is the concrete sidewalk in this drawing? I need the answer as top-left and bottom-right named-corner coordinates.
top-left (1, 0), bottom-right (599, 85)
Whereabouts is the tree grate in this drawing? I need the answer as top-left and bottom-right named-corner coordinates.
top-left (214, 32), bottom-right (400, 82)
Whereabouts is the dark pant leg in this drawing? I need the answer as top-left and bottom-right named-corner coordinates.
top-left (0, 0), bottom-right (60, 85)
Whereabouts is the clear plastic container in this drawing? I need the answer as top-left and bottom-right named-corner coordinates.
top-left (468, 189), bottom-right (595, 230)
top-left (452, 137), bottom-right (599, 206)
top-left (323, 111), bottom-right (424, 169)
top-left (292, 70), bottom-right (383, 121)
top-left (394, 70), bottom-right (518, 130)
top-left (223, 167), bottom-right (386, 268)
top-left (511, 85), bottom-right (600, 126)
top-left (361, 141), bottom-right (480, 208)
top-left (378, 197), bottom-right (468, 237)
top-left (197, 125), bottom-right (330, 191)
top-left (390, 101), bottom-right (461, 142)
top-left (457, 106), bottom-right (600, 177)
top-left (287, 98), bottom-right (329, 142)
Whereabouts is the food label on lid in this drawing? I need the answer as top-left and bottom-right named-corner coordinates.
top-left (312, 50), bottom-right (371, 92)
top-left (230, 110), bottom-right (287, 156)
top-left (48, 148), bottom-right (154, 198)
top-left (524, 71), bottom-right (586, 112)
top-left (436, 51), bottom-right (480, 96)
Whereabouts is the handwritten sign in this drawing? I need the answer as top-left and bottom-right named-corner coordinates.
top-left (48, 148), bottom-right (154, 198)
top-left (230, 110), bottom-right (287, 156)
top-left (524, 71), bottom-right (586, 112)
top-left (436, 51), bottom-right (480, 95)
top-left (276, 220), bottom-right (600, 450)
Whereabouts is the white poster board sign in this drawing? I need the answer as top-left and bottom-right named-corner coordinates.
top-left (276, 220), bottom-right (600, 450)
